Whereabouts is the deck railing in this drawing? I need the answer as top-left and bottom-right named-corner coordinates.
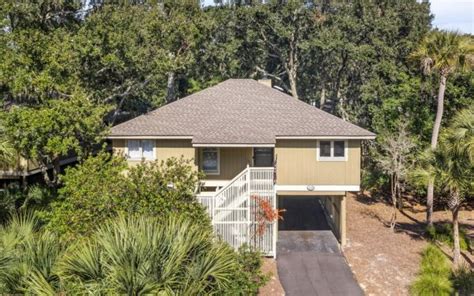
top-left (197, 166), bottom-right (276, 257)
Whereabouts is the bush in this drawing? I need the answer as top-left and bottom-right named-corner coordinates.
top-left (453, 267), bottom-right (474, 296)
top-left (0, 213), bottom-right (266, 295)
top-left (410, 244), bottom-right (453, 296)
top-left (232, 244), bottom-right (269, 295)
top-left (0, 213), bottom-right (65, 294)
top-left (0, 184), bottom-right (55, 223)
top-left (40, 153), bottom-right (208, 239)
top-left (426, 223), bottom-right (470, 251)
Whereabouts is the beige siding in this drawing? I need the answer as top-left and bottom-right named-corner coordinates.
top-left (321, 196), bottom-right (341, 237)
top-left (112, 139), bottom-right (126, 156)
top-left (277, 191), bottom-right (345, 196)
top-left (320, 195), bottom-right (346, 246)
top-left (198, 147), bottom-right (252, 180)
top-left (275, 140), bottom-right (361, 185)
top-left (155, 140), bottom-right (196, 166)
top-left (113, 139), bottom-right (197, 169)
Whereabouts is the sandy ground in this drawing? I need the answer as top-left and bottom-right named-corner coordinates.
top-left (259, 258), bottom-right (285, 296)
top-left (344, 192), bottom-right (474, 296)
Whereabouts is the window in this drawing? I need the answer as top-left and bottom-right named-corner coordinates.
top-left (334, 141), bottom-right (345, 157)
top-left (253, 148), bottom-right (274, 167)
top-left (127, 140), bottom-right (155, 160)
top-left (319, 141), bottom-right (331, 157)
top-left (317, 140), bottom-right (347, 161)
top-left (201, 148), bottom-right (219, 174)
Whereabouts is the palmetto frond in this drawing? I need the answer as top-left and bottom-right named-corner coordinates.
top-left (1, 213), bottom-right (245, 294)
top-left (0, 138), bottom-right (17, 168)
top-left (59, 215), bottom-right (240, 295)
top-left (411, 30), bottom-right (474, 75)
top-left (444, 105), bottom-right (474, 163)
top-left (0, 213), bottom-right (63, 294)
top-left (414, 106), bottom-right (474, 207)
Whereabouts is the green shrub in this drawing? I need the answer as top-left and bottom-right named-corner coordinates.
top-left (453, 267), bottom-right (474, 296)
top-left (0, 214), bottom-right (266, 295)
top-left (410, 245), bottom-right (453, 296)
top-left (232, 244), bottom-right (269, 295)
top-left (40, 153), bottom-right (209, 239)
top-left (0, 213), bottom-right (64, 294)
top-left (426, 223), bottom-right (470, 251)
top-left (0, 184), bottom-right (55, 224)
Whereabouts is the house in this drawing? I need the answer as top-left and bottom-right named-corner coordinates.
top-left (0, 154), bottom-right (78, 188)
top-left (108, 79), bottom-right (375, 257)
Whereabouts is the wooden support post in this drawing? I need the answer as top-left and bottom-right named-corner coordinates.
top-left (340, 193), bottom-right (347, 248)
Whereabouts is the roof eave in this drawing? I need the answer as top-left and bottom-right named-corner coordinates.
top-left (192, 143), bottom-right (275, 148)
top-left (106, 135), bottom-right (194, 140)
top-left (275, 135), bottom-right (376, 140)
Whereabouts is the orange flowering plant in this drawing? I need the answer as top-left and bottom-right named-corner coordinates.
top-left (251, 194), bottom-right (285, 237)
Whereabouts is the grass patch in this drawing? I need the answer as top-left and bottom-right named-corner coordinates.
top-left (426, 223), bottom-right (471, 251)
top-left (410, 244), bottom-right (453, 296)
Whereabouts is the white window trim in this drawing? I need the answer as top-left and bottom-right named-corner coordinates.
top-left (316, 140), bottom-right (348, 162)
top-left (201, 148), bottom-right (220, 175)
top-left (126, 140), bottom-right (156, 160)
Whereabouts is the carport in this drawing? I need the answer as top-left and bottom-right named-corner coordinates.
top-left (278, 195), bottom-right (346, 245)
top-left (276, 195), bottom-right (362, 296)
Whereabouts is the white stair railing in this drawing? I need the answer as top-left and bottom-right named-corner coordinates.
top-left (197, 166), bottom-right (276, 257)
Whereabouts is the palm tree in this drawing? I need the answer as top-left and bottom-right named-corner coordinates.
top-left (411, 30), bottom-right (474, 226)
top-left (413, 107), bottom-right (473, 267)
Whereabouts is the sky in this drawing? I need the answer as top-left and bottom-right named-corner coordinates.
top-left (203, 0), bottom-right (474, 35)
top-left (430, 0), bottom-right (473, 34)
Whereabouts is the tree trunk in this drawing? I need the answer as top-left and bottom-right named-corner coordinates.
top-left (166, 72), bottom-right (176, 103)
top-left (431, 74), bottom-right (446, 148)
top-left (426, 182), bottom-right (434, 226)
top-left (286, 32), bottom-right (299, 100)
top-left (452, 205), bottom-right (461, 268)
top-left (319, 87), bottom-right (326, 108)
top-left (390, 173), bottom-right (397, 231)
top-left (426, 74), bottom-right (447, 226)
top-left (52, 157), bottom-right (61, 185)
top-left (285, 56), bottom-right (298, 100)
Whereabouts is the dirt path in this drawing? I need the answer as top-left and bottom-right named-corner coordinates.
top-left (259, 258), bottom-right (285, 296)
top-left (344, 193), bottom-right (474, 296)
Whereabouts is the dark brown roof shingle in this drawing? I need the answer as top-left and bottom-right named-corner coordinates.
top-left (110, 79), bottom-right (375, 144)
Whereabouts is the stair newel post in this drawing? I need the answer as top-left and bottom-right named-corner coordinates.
top-left (246, 165), bottom-right (251, 248)
top-left (272, 174), bottom-right (277, 258)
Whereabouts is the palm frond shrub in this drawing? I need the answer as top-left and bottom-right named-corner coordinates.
top-left (0, 213), bottom-right (265, 294)
top-left (60, 215), bottom-right (260, 295)
top-left (0, 213), bottom-right (64, 294)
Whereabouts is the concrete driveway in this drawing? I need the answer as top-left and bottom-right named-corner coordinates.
top-left (277, 197), bottom-right (363, 296)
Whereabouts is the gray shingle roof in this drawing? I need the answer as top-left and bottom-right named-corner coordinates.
top-left (110, 79), bottom-right (375, 144)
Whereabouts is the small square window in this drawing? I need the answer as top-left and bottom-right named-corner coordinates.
top-left (202, 148), bottom-right (219, 174)
top-left (127, 140), bottom-right (155, 160)
top-left (334, 141), bottom-right (345, 157)
top-left (319, 141), bottom-right (331, 157)
top-left (142, 140), bottom-right (154, 159)
top-left (128, 140), bottom-right (141, 159)
top-left (317, 140), bottom-right (347, 161)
